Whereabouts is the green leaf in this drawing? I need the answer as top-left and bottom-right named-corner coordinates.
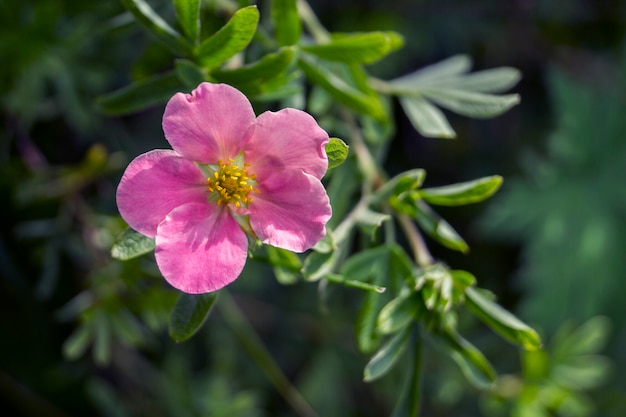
top-left (111, 228), bottom-right (155, 260)
top-left (344, 246), bottom-right (414, 353)
top-left (392, 55), bottom-right (472, 88)
top-left (303, 31), bottom-right (404, 64)
top-left (465, 286), bottom-right (542, 350)
top-left (266, 246), bottom-right (301, 285)
top-left (424, 89), bottom-right (520, 118)
top-left (377, 293), bottom-right (422, 335)
top-left (196, 6), bottom-right (259, 69)
top-left (210, 46), bottom-right (295, 96)
top-left (301, 249), bottom-right (339, 281)
top-left (175, 59), bottom-right (206, 89)
top-left (363, 327), bottom-right (410, 382)
top-left (120, 0), bottom-right (192, 55)
top-left (174, 0), bottom-right (200, 44)
top-left (391, 328), bottom-right (422, 417)
top-left (371, 168), bottom-right (426, 205)
top-left (324, 273), bottom-right (386, 293)
top-left (399, 96), bottom-right (456, 139)
top-left (420, 175), bottom-right (503, 206)
top-left (272, 0), bottom-right (301, 46)
top-left (169, 292), bottom-right (219, 343)
top-left (325, 137), bottom-right (349, 169)
top-left (298, 57), bottom-right (386, 121)
top-left (439, 327), bottom-right (496, 389)
top-left (62, 324), bottom-right (92, 360)
top-left (436, 67), bottom-right (521, 93)
top-left (412, 202), bottom-right (469, 253)
top-left (96, 72), bottom-right (184, 115)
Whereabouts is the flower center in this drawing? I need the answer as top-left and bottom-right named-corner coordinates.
top-left (206, 158), bottom-right (258, 207)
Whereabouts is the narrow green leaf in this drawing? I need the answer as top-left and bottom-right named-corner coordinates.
top-left (298, 57), bottom-right (386, 121)
top-left (111, 228), bottom-right (155, 260)
top-left (399, 96), bottom-right (456, 139)
top-left (301, 249), bottom-right (338, 281)
top-left (324, 273), bottom-right (386, 293)
top-left (210, 46), bottom-right (295, 84)
top-left (303, 31), bottom-right (404, 64)
top-left (266, 246), bottom-right (301, 285)
top-left (370, 168), bottom-right (426, 205)
top-left (391, 55), bottom-right (472, 88)
top-left (424, 89), bottom-right (520, 118)
top-left (465, 286), bottom-right (542, 350)
top-left (391, 328), bottom-right (422, 417)
top-left (413, 202), bottom-right (469, 253)
top-left (356, 284), bottom-right (385, 354)
top-left (62, 324), bottom-right (92, 360)
top-left (420, 175), bottom-right (503, 206)
top-left (96, 72), bottom-right (184, 115)
top-left (363, 327), bottom-right (410, 382)
top-left (325, 137), bottom-right (349, 169)
top-left (272, 0), bottom-right (301, 46)
top-left (377, 294), bottom-right (421, 335)
top-left (92, 311), bottom-right (111, 365)
top-left (553, 316), bottom-right (611, 360)
top-left (175, 59), bottom-right (206, 89)
top-left (438, 67), bottom-right (521, 93)
top-left (120, 0), bottom-right (192, 55)
top-left (174, 0), bottom-right (200, 44)
top-left (439, 327), bottom-right (496, 389)
top-left (196, 6), bottom-right (259, 69)
top-left (169, 292), bottom-right (219, 342)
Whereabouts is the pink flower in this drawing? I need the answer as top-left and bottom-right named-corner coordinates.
top-left (116, 83), bottom-right (332, 293)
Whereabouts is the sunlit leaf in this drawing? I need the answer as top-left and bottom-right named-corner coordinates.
top-left (325, 137), bottom-right (349, 169)
top-left (196, 6), bottom-right (259, 69)
top-left (272, 0), bottom-right (301, 46)
top-left (465, 287), bottom-right (542, 350)
top-left (420, 175), bottom-right (503, 206)
top-left (173, 0), bottom-right (200, 43)
top-left (303, 31), bottom-right (404, 64)
top-left (120, 0), bottom-right (192, 55)
top-left (169, 292), bottom-right (219, 342)
top-left (96, 72), bottom-right (184, 115)
top-left (111, 228), bottom-right (155, 260)
top-left (363, 327), bottom-right (410, 381)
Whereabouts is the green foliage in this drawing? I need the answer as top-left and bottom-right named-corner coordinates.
top-left (325, 137), bottom-right (350, 169)
top-left (169, 292), bottom-right (219, 342)
top-left (10, 1), bottom-right (614, 417)
top-left (482, 317), bottom-right (612, 417)
top-left (389, 55), bottom-right (521, 138)
top-left (111, 228), bottom-right (155, 260)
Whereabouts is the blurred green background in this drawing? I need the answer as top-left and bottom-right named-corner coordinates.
top-left (1, 0), bottom-right (624, 416)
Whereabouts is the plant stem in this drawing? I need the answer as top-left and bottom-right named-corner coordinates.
top-left (397, 213), bottom-right (434, 267)
top-left (218, 291), bottom-right (319, 417)
top-left (297, 0), bottom-right (330, 42)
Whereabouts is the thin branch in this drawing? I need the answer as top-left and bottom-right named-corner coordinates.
top-left (218, 291), bottom-right (319, 417)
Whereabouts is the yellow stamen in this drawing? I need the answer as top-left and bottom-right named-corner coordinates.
top-left (206, 158), bottom-right (258, 208)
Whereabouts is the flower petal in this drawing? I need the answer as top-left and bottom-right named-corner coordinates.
top-left (163, 83), bottom-right (256, 163)
top-left (244, 108), bottom-right (329, 181)
top-left (155, 202), bottom-right (248, 294)
top-left (248, 170), bottom-right (332, 252)
top-left (116, 150), bottom-right (207, 238)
